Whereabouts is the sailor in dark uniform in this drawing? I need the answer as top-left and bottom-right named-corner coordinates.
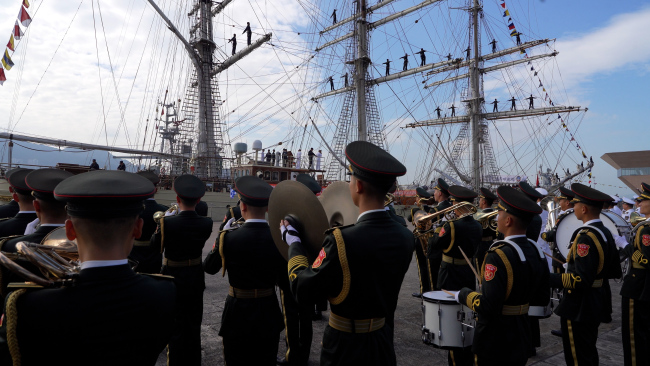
top-left (0, 169), bottom-right (37, 238)
top-left (457, 186), bottom-right (546, 366)
top-left (549, 183), bottom-right (621, 366)
top-left (621, 182), bottom-right (650, 366)
top-left (427, 185), bottom-right (482, 366)
top-left (0, 170), bottom-right (176, 366)
top-left (128, 171), bottom-right (168, 274)
top-left (0, 169), bottom-right (21, 219)
top-left (282, 141), bottom-right (415, 366)
top-left (204, 176), bottom-right (286, 366)
top-left (475, 187), bottom-right (498, 271)
top-left (0, 169), bottom-right (72, 298)
top-left (151, 174), bottom-right (213, 366)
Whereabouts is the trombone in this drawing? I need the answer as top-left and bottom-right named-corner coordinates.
top-left (413, 201), bottom-right (477, 238)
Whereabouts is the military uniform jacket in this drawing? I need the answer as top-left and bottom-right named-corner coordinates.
top-left (288, 210), bottom-right (414, 325)
top-left (0, 201), bottom-right (19, 220)
top-left (218, 205), bottom-right (242, 231)
top-left (475, 222), bottom-right (497, 270)
top-left (204, 221), bottom-right (286, 338)
top-left (424, 199), bottom-right (452, 260)
top-left (621, 219), bottom-right (650, 301)
top-left (386, 206), bottom-right (407, 227)
top-left (0, 264), bottom-right (176, 366)
top-left (458, 236), bottom-right (539, 363)
top-left (427, 215), bottom-right (482, 290)
top-left (526, 214), bottom-right (542, 243)
top-left (0, 212), bottom-right (38, 238)
top-left (549, 220), bottom-right (621, 322)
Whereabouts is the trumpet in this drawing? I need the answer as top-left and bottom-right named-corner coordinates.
top-left (414, 201), bottom-right (477, 238)
top-left (153, 203), bottom-right (180, 224)
top-left (474, 208), bottom-right (498, 231)
top-left (629, 212), bottom-right (646, 227)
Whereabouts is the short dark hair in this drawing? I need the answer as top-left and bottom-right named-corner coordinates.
top-left (180, 197), bottom-right (200, 207)
top-left (71, 215), bottom-right (139, 247)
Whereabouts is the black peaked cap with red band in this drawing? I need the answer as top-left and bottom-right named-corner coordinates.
top-left (296, 173), bottom-right (321, 195)
top-left (26, 169), bottom-right (73, 201)
top-left (570, 183), bottom-right (613, 207)
top-left (136, 170), bottom-right (161, 185)
top-left (434, 178), bottom-right (450, 196)
top-left (416, 187), bottom-right (431, 198)
top-left (345, 141), bottom-right (406, 190)
top-left (235, 176), bottom-right (273, 207)
top-left (54, 170), bottom-right (154, 218)
top-left (557, 186), bottom-right (575, 200)
top-left (479, 187), bottom-right (497, 201)
top-left (518, 180), bottom-right (543, 201)
top-left (636, 182), bottom-right (650, 201)
top-left (448, 185), bottom-right (477, 203)
top-left (497, 186), bottom-right (542, 218)
top-left (174, 174), bottom-right (206, 200)
top-left (8, 168), bottom-right (34, 195)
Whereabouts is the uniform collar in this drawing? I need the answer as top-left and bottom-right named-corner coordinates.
top-left (584, 219), bottom-right (602, 225)
top-left (18, 211), bottom-right (36, 214)
top-left (244, 219), bottom-right (268, 224)
top-left (504, 234), bottom-right (527, 240)
top-left (80, 259), bottom-right (128, 270)
top-left (357, 208), bottom-right (385, 221)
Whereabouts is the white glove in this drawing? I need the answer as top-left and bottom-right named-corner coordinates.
top-left (562, 263), bottom-right (568, 269)
top-left (223, 217), bottom-right (237, 230)
top-left (164, 207), bottom-right (179, 216)
top-left (614, 234), bottom-right (629, 249)
top-left (24, 218), bottom-right (40, 235)
top-left (280, 223), bottom-right (301, 246)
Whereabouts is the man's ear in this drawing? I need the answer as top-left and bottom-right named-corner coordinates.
top-left (355, 179), bottom-right (364, 194)
top-left (12, 192), bottom-right (19, 203)
top-left (65, 219), bottom-right (77, 241)
top-left (33, 199), bottom-right (42, 214)
top-left (132, 217), bottom-right (144, 238)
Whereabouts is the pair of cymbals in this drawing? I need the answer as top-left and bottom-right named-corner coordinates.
top-left (269, 180), bottom-right (359, 261)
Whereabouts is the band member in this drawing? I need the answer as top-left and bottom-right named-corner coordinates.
top-left (423, 178), bottom-right (452, 294)
top-left (549, 183), bottom-right (621, 366)
top-left (427, 185), bottom-right (482, 365)
top-left (204, 176), bottom-right (286, 366)
top-left (0, 169), bottom-right (72, 298)
top-left (128, 171), bottom-right (168, 274)
top-left (282, 141), bottom-right (415, 365)
top-left (621, 182), bottom-right (650, 366)
top-left (622, 197), bottom-right (635, 221)
top-left (0, 169), bottom-right (21, 219)
top-left (0, 170), bottom-right (176, 365)
top-left (219, 200), bottom-right (242, 231)
top-left (475, 187), bottom-right (498, 270)
top-left (557, 186), bottom-right (575, 216)
top-left (0, 169), bottom-right (37, 237)
top-left (517, 181), bottom-right (543, 243)
top-left (456, 186), bottom-right (546, 366)
top-left (151, 174), bottom-right (213, 366)
top-left (411, 186), bottom-right (434, 297)
top-left (385, 182), bottom-right (406, 227)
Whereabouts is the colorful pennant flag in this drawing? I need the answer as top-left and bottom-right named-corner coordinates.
top-left (2, 50), bottom-right (14, 70)
top-left (7, 35), bottom-right (15, 52)
top-left (13, 21), bottom-right (24, 40)
top-left (18, 6), bottom-right (32, 28)
top-left (23, 0), bottom-right (30, 8)
top-left (508, 23), bottom-right (515, 30)
top-left (500, 2), bottom-right (506, 8)
top-left (503, 10), bottom-right (510, 17)
top-left (0, 68), bottom-right (6, 86)
top-left (510, 30), bottom-right (518, 37)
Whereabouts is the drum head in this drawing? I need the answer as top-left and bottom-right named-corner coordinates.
top-left (556, 212), bottom-right (629, 258)
top-left (422, 291), bottom-right (456, 303)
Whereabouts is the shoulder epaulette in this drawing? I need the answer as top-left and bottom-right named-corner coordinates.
top-left (0, 217), bottom-right (12, 223)
top-left (7, 282), bottom-right (44, 289)
top-left (139, 273), bottom-right (175, 281)
top-left (218, 226), bottom-right (239, 235)
top-left (325, 223), bottom-right (354, 234)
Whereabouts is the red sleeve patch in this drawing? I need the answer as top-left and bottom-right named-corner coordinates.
top-left (312, 248), bottom-right (326, 268)
top-left (643, 234), bottom-right (650, 246)
top-left (484, 264), bottom-right (497, 281)
top-left (439, 227), bottom-right (446, 237)
top-left (577, 243), bottom-right (590, 257)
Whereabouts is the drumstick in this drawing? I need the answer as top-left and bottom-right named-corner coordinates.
top-left (544, 251), bottom-right (565, 265)
top-left (458, 247), bottom-right (481, 283)
top-left (441, 289), bottom-right (455, 297)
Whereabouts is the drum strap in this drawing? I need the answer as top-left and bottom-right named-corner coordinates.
top-left (528, 239), bottom-right (545, 260)
top-left (497, 239), bottom-right (526, 262)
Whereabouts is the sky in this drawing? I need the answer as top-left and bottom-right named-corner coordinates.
top-left (0, 0), bottom-right (648, 198)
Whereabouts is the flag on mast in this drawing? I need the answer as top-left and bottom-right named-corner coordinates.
top-left (0, 68), bottom-right (6, 86)
top-left (7, 35), bottom-right (15, 52)
top-left (2, 50), bottom-right (14, 70)
top-left (18, 5), bottom-right (32, 28)
top-left (13, 21), bottom-right (24, 40)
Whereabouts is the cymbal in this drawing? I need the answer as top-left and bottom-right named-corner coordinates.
top-left (269, 180), bottom-right (330, 261)
top-left (319, 181), bottom-right (359, 227)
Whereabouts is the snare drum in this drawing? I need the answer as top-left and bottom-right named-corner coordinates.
top-left (421, 291), bottom-right (475, 349)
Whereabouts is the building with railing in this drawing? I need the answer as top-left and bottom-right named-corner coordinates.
top-left (601, 150), bottom-right (650, 192)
